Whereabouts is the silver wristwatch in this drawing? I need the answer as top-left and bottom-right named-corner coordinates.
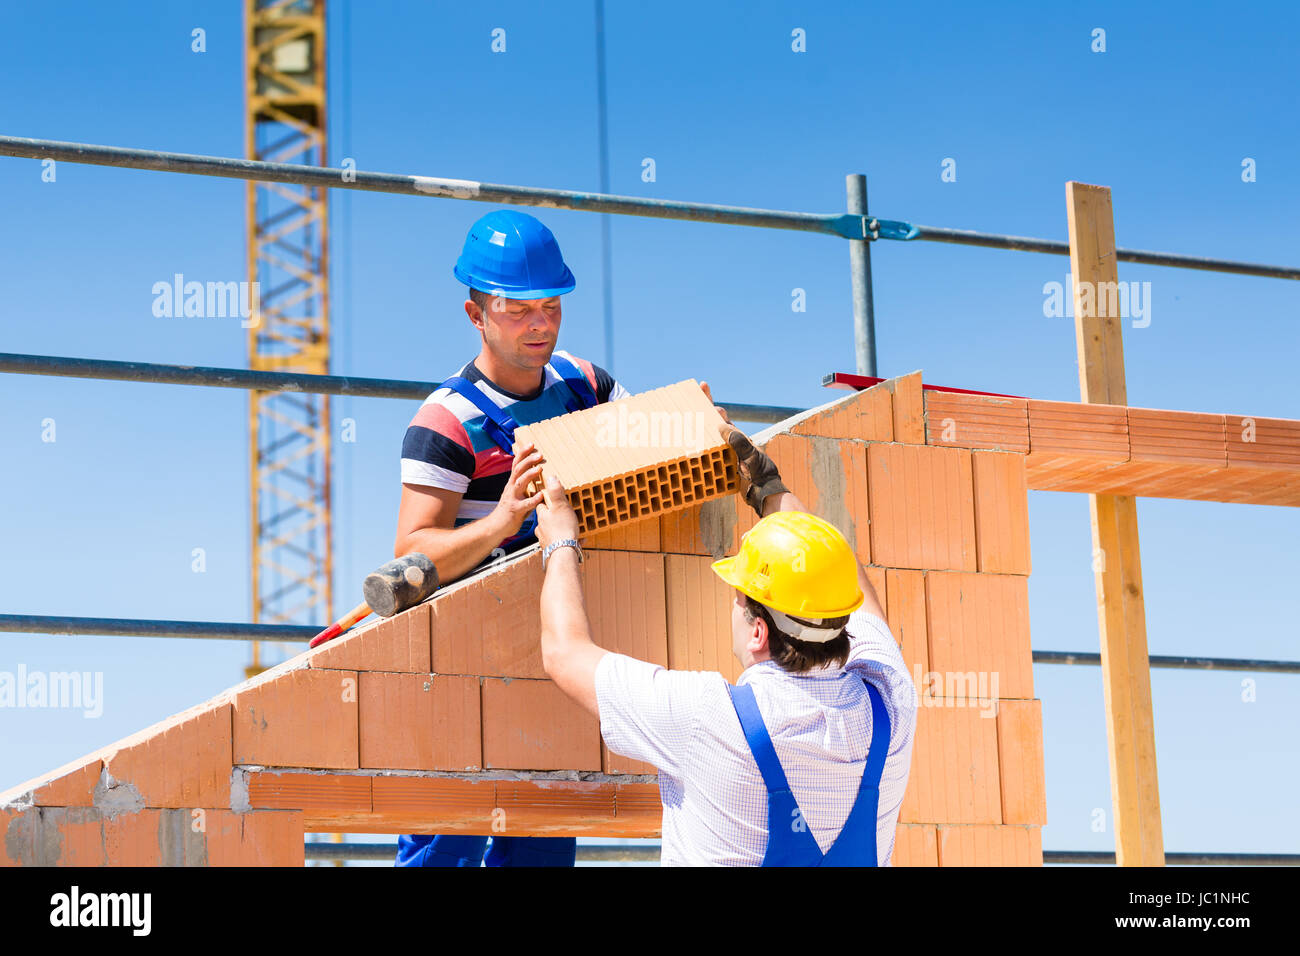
top-left (541, 538), bottom-right (583, 569)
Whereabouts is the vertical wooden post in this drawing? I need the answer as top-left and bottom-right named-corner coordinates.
top-left (1065, 182), bottom-right (1165, 866)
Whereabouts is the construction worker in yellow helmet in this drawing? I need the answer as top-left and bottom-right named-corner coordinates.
top-left (535, 419), bottom-right (918, 866)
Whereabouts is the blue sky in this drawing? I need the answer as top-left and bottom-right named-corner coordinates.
top-left (1, 1), bottom-right (1297, 863)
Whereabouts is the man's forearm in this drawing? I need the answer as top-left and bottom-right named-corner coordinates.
top-left (399, 512), bottom-right (513, 583)
top-left (539, 546), bottom-right (604, 715)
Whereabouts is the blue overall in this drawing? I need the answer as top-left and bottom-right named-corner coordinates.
top-left (725, 677), bottom-right (891, 867)
top-left (396, 354), bottom-right (598, 869)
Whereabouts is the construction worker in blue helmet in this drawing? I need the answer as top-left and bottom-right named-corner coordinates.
top-left (391, 208), bottom-right (632, 867)
top-left (532, 428), bottom-right (919, 865)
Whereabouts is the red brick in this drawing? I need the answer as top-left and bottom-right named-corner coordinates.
top-left (359, 673), bottom-right (481, 771)
top-left (8, 757), bottom-right (103, 807)
top-left (582, 514), bottom-right (661, 551)
top-left (659, 493), bottom-right (756, 558)
top-left (925, 391), bottom-right (1029, 453)
top-left (790, 381), bottom-right (893, 442)
top-left (104, 702), bottom-right (232, 808)
top-left (207, 810), bottom-right (305, 866)
top-left (1128, 407), bottom-right (1226, 466)
top-left (885, 569), bottom-right (928, 683)
top-left (886, 371), bottom-right (925, 444)
top-left (937, 824), bottom-right (1041, 865)
top-left (925, 571), bottom-right (1033, 700)
top-left (233, 668), bottom-right (360, 770)
top-left (868, 443), bottom-right (977, 571)
top-left (246, 771), bottom-right (372, 813)
top-left (309, 603), bottom-right (432, 673)
top-left (665, 554), bottom-right (742, 683)
top-left (997, 699), bottom-right (1047, 825)
top-left (431, 552), bottom-right (545, 678)
top-left (891, 823), bottom-right (938, 866)
top-left (899, 706), bottom-right (1001, 825)
top-left (481, 679), bottom-right (602, 771)
top-left (971, 450), bottom-right (1031, 575)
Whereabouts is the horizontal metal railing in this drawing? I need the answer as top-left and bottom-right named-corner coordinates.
top-left (2, 136), bottom-right (1296, 280)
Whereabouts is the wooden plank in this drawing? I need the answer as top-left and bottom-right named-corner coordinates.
top-left (1066, 181), bottom-right (1164, 867)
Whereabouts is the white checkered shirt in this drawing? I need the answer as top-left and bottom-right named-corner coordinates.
top-left (594, 609), bottom-right (917, 866)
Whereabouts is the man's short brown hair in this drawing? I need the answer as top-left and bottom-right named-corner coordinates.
top-left (742, 595), bottom-right (850, 674)
top-left (468, 287), bottom-right (496, 313)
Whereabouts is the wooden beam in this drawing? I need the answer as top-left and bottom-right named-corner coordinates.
top-left (1066, 181), bottom-right (1165, 866)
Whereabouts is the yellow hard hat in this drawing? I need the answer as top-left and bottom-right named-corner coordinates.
top-left (711, 511), bottom-right (863, 620)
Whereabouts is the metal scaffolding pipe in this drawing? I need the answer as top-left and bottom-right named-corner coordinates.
top-left (1044, 850), bottom-right (1299, 866)
top-left (0, 614), bottom-right (318, 642)
top-left (6, 614), bottom-right (1300, 674)
top-left (2, 136), bottom-right (1295, 279)
top-left (0, 136), bottom-right (860, 238)
top-left (0, 352), bottom-right (801, 424)
top-left (1032, 650), bottom-right (1300, 675)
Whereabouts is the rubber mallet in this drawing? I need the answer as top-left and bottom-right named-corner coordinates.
top-left (308, 552), bottom-right (439, 648)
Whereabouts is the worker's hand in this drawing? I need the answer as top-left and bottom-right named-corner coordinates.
top-left (535, 472), bottom-right (580, 550)
top-left (719, 422), bottom-right (789, 518)
top-left (701, 380), bottom-right (731, 424)
top-left (493, 443), bottom-right (547, 536)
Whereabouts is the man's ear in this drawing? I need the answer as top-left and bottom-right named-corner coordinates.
top-left (465, 300), bottom-right (485, 332)
top-left (748, 611), bottom-right (770, 656)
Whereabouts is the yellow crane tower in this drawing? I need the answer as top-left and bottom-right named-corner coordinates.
top-left (243, 0), bottom-right (332, 677)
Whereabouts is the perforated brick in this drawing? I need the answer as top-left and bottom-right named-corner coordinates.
top-left (514, 380), bottom-right (740, 536)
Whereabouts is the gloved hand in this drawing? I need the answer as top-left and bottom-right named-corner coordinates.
top-left (721, 424), bottom-right (788, 517)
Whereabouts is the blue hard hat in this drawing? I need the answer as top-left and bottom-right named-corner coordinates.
top-left (453, 209), bottom-right (576, 299)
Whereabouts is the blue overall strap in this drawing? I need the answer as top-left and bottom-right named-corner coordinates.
top-left (547, 353), bottom-right (598, 412)
top-left (439, 376), bottom-right (537, 539)
top-left (440, 376), bottom-right (520, 452)
top-left (725, 682), bottom-right (823, 866)
top-left (819, 680), bottom-right (890, 867)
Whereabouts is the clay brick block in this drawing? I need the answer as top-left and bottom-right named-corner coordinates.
top-left (207, 810), bottom-right (305, 866)
top-left (1128, 407), bottom-right (1226, 466)
top-left (103, 702), bottom-right (232, 808)
top-left (246, 771), bottom-right (372, 813)
top-left (971, 450), bottom-right (1031, 575)
top-left (658, 494), bottom-right (756, 558)
top-left (937, 824), bottom-right (1041, 866)
top-left (481, 678), bottom-right (602, 771)
top-left (602, 741), bottom-right (657, 775)
top-left (764, 434), bottom-right (870, 564)
top-left (431, 552), bottom-right (545, 678)
top-left (885, 371), bottom-right (925, 444)
top-left (790, 381), bottom-right (893, 442)
top-left (370, 776), bottom-right (497, 823)
top-left (102, 809), bottom-right (165, 866)
top-left (1226, 414), bottom-right (1300, 468)
top-left (583, 550), bottom-right (669, 664)
top-left (925, 572), bottom-right (1033, 700)
top-left (582, 514), bottom-right (661, 551)
top-left (885, 569), bottom-right (928, 682)
top-left (868, 443), bottom-right (977, 572)
top-left (892, 823), bottom-right (938, 866)
top-left (359, 673), bottom-right (481, 771)
top-left (9, 756), bottom-right (103, 807)
top-left (864, 565), bottom-right (887, 619)
top-left (309, 604), bottom-right (432, 673)
top-left (899, 706), bottom-right (1001, 825)
top-left (0, 808), bottom-right (106, 866)
top-left (997, 699), bottom-right (1047, 825)
top-left (665, 554), bottom-right (743, 684)
top-left (233, 668), bottom-right (360, 770)
top-left (1027, 399), bottom-right (1129, 456)
top-left (514, 380), bottom-right (740, 536)
top-left (926, 391), bottom-right (1029, 453)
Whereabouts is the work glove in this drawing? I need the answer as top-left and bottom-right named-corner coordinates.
top-left (723, 425), bottom-right (788, 517)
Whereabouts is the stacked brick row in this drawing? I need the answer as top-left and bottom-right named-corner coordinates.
top-left (923, 389), bottom-right (1300, 506)
top-left (1, 371), bottom-right (1047, 865)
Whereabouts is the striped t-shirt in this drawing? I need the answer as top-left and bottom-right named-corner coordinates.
top-left (400, 350), bottom-right (630, 563)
